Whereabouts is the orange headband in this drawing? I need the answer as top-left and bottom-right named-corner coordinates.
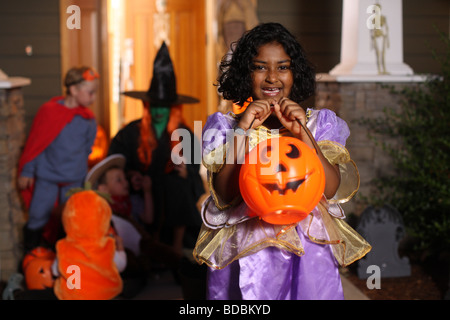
top-left (82, 68), bottom-right (100, 81)
top-left (66, 68), bottom-right (100, 87)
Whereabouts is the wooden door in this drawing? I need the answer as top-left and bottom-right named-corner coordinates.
top-left (123, 0), bottom-right (207, 133)
top-left (59, 0), bottom-right (109, 133)
top-left (166, 0), bottom-right (207, 133)
top-left (122, 0), bottom-right (156, 124)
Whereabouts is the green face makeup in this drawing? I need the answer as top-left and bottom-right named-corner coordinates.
top-left (151, 106), bottom-right (170, 138)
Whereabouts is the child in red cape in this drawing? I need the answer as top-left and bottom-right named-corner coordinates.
top-left (18, 66), bottom-right (98, 251)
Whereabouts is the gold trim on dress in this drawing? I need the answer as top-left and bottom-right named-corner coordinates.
top-left (193, 218), bottom-right (305, 270)
top-left (305, 201), bottom-right (372, 267)
top-left (317, 140), bottom-right (360, 204)
top-left (194, 112), bottom-right (369, 269)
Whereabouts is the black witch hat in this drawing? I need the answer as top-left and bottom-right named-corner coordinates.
top-left (122, 42), bottom-right (199, 106)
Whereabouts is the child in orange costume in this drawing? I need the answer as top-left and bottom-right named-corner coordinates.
top-left (53, 190), bottom-right (123, 300)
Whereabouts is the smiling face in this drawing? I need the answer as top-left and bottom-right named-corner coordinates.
top-left (259, 142), bottom-right (305, 196)
top-left (251, 42), bottom-right (294, 104)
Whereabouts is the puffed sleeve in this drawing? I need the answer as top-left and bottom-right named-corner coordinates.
top-left (202, 112), bottom-right (236, 173)
top-left (201, 112), bottom-right (241, 210)
top-left (308, 109), bottom-right (360, 209)
top-left (314, 108), bottom-right (350, 145)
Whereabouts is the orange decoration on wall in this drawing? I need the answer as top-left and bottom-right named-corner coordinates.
top-left (88, 125), bottom-right (109, 168)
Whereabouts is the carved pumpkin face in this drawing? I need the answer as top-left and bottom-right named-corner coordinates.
top-left (239, 137), bottom-right (325, 225)
top-left (23, 247), bottom-right (56, 290)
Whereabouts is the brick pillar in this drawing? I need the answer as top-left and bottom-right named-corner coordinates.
top-left (0, 86), bottom-right (28, 281)
top-left (316, 78), bottom-right (423, 217)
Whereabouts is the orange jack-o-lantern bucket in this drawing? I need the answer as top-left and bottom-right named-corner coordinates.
top-left (22, 247), bottom-right (56, 290)
top-left (22, 247), bottom-right (56, 271)
top-left (239, 137), bottom-right (325, 225)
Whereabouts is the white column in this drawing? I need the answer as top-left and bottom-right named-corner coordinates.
top-left (330, 0), bottom-right (414, 76)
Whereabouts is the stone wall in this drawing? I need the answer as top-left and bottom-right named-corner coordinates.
top-left (0, 87), bottom-right (27, 282)
top-left (315, 79), bottom-right (421, 218)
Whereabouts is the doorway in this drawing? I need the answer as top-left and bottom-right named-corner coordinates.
top-left (60, 0), bottom-right (213, 139)
top-left (60, 0), bottom-right (110, 133)
top-left (120, 0), bottom-right (208, 135)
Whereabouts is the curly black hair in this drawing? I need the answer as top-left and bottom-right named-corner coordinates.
top-left (217, 22), bottom-right (316, 106)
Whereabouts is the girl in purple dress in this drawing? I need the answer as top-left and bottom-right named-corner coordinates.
top-left (194, 23), bottom-right (371, 300)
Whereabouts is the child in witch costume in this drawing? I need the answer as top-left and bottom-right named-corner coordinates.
top-left (193, 23), bottom-right (371, 300)
top-left (109, 42), bottom-right (205, 257)
top-left (18, 67), bottom-right (98, 251)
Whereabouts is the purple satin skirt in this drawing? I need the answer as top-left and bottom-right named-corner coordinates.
top-left (206, 226), bottom-right (344, 300)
